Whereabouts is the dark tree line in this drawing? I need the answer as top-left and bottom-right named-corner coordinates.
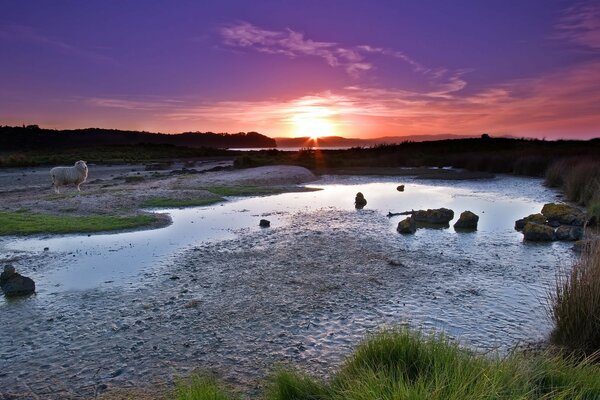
top-left (0, 125), bottom-right (277, 151)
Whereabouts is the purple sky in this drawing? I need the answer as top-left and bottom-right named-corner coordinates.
top-left (1, 0), bottom-right (599, 138)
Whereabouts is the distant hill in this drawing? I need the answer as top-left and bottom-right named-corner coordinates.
top-left (275, 134), bottom-right (474, 148)
top-left (0, 125), bottom-right (276, 150)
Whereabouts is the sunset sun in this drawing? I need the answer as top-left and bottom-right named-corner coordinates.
top-left (293, 117), bottom-right (334, 139)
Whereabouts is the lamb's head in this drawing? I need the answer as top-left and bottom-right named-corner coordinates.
top-left (75, 160), bottom-right (88, 171)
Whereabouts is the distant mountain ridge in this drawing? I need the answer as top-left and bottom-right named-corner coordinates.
top-left (0, 125), bottom-right (276, 150)
top-left (275, 134), bottom-right (475, 148)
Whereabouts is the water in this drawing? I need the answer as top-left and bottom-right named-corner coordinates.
top-left (0, 175), bottom-right (574, 398)
top-left (3, 175), bottom-right (558, 294)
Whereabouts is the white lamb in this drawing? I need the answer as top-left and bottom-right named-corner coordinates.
top-left (50, 160), bottom-right (88, 193)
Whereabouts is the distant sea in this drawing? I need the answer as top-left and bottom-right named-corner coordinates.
top-left (228, 146), bottom-right (354, 151)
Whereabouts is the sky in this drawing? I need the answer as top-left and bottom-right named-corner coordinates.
top-left (1, 0), bottom-right (600, 139)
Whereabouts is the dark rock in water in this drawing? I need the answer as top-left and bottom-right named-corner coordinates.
top-left (522, 222), bottom-right (555, 242)
top-left (259, 219), bottom-right (270, 228)
top-left (1, 266), bottom-right (35, 297)
top-left (515, 213), bottom-right (546, 231)
top-left (396, 185), bottom-right (405, 192)
top-left (413, 208), bottom-right (454, 224)
top-left (454, 211), bottom-right (479, 230)
top-left (355, 192), bottom-right (367, 209)
top-left (555, 225), bottom-right (584, 241)
top-left (397, 217), bottom-right (416, 234)
top-left (541, 203), bottom-right (586, 227)
top-left (0, 265), bottom-right (16, 283)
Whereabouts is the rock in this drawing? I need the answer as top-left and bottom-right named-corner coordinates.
top-left (541, 203), bottom-right (586, 227)
top-left (0, 267), bottom-right (35, 297)
top-left (355, 192), bottom-right (367, 209)
top-left (522, 222), bottom-right (555, 242)
top-left (396, 185), bottom-right (405, 192)
top-left (259, 219), bottom-right (270, 228)
top-left (555, 225), bottom-right (584, 241)
top-left (453, 211), bottom-right (479, 230)
top-left (397, 217), bottom-right (416, 234)
top-left (0, 265), bottom-right (16, 283)
top-left (413, 208), bottom-right (454, 224)
top-left (515, 213), bottom-right (546, 231)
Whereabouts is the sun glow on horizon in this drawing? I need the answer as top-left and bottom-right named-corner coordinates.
top-left (288, 101), bottom-right (338, 139)
top-left (292, 116), bottom-right (335, 139)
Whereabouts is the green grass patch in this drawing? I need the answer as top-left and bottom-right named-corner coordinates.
top-left (0, 211), bottom-right (159, 235)
top-left (142, 197), bottom-right (224, 208)
top-left (177, 329), bottom-right (600, 399)
top-left (176, 376), bottom-right (237, 400)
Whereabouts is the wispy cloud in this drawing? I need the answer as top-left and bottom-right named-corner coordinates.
top-left (0, 24), bottom-right (118, 64)
top-left (218, 22), bottom-right (436, 79)
top-left (555, 2), bottom-right (600, 50)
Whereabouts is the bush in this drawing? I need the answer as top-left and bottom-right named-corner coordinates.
top-left (563, 161), bottom-right (600, 205)
top-left (550, 240), bottom-right (600, 357)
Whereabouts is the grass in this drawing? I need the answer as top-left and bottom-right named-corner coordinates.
top-left (0, 211), bottom-right (159, 235)
top-left (176, 376), bottom-right (237, 400)
top-left (549, 239), bottom-right (600, 357)
top-left (545, 159), bottom-right (600, 207)
top-left (175, 329), bottom-right (600, 400)
top-left (142, 197), bottom-right (224, 208)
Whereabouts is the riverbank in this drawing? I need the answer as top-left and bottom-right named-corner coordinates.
top-left (0, 163), bottom-right (317, 235)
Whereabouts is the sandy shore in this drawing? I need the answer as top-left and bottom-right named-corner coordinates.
top-left (0, 163), bottom-right (317, 221)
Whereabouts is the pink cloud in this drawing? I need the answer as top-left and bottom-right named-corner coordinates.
top-left (555, 2), bottom-right (600, 50)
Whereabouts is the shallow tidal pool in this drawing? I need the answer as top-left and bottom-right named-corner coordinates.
top-left (0, 175), bottom-right (574, 398)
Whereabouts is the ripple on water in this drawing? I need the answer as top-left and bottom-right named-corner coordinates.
top-left (0, 175), bottom-right (574, 398)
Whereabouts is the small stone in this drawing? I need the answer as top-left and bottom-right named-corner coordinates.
top-left (0, 269), bottom-right (35, 297)
top-left (43, 247), bottom-right (49, 251)
top-left (413, 208), bottom-right (454, 225)
top-left (396, 185), bottom-right (405, 192)
top-left (515, 213), bottom-right (546, 231)
top-left (259, 219), bottom-right (270, 228)
top-left (522, 222), bottom-right (555, 242)
top-left (0, 266), bottom-right (16, 283)
top-left (541, 203), bottom-right (586, 227)
top-left (355, 192), bottom-right (367, 209)
top-left (454, 211), bottom-right (479, 230)
top-left (555, 225), bottom-right (584, 241)
top-left (397, 217), bottom-right (416, 234)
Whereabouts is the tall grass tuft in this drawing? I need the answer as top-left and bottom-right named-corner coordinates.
top-left (563, 162), bottom-right (600, 205)
top-left (544, 159), bottom-right (573, 188)
top-left (550, 240), bottom-right (600, 357)
top-left (175, 376), bottom-right (236, 400)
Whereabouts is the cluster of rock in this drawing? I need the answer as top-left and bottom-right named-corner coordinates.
top-left (397, 208), bottom-right (479, 234)
top-left (515, 203), bottom-right (585, 242)
top-left (0, 266), bottom-right (35, 297)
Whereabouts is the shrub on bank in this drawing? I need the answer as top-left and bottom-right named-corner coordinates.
top-left (545, 159), bottom-right (600, 207)
top-left (550, 240), bottom-right (600, 357)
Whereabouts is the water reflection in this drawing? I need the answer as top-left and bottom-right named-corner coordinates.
top-left (2, 175), bottom-right (561, 293)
